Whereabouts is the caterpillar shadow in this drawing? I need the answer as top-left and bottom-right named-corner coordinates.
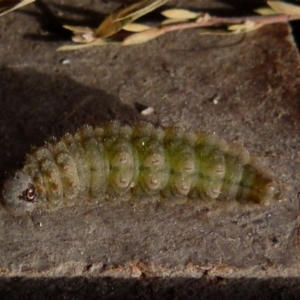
top-left (0, 67), bottom-right (144, 183)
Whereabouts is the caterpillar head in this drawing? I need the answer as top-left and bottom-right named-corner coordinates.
top-left (2, 172), bottom-right (36, 215)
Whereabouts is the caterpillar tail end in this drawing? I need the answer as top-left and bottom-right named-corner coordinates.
top-left (2, 172), bottom-right (36, 215)
top-left (252, 179), bottom-right (283, 206)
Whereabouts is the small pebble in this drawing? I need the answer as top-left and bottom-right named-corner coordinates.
top-left (141, 106), bottom-right (154, 115)
top-left (60, 58), bottom-right (71, 65)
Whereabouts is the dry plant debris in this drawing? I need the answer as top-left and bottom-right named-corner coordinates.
top-left (0, 0), bottom-right (34, 17)
top-left (58, 0), bottom-right (300, 51)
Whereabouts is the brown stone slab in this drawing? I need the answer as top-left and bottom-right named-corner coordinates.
top-left (0, 0), bottom-right (299, 298)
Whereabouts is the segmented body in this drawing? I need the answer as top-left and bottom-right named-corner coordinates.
top-left (2, 122), bottom-right (281, 214)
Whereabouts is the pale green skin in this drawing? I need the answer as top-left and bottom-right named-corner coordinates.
top-left (2, 122), bottom-right (281, 215)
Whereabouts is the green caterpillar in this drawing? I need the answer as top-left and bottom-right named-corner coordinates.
top-left (2, 122), bottom-right (281, 215)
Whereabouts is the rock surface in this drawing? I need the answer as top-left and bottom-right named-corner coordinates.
top-left (0, 0), bottom-right (299, 299)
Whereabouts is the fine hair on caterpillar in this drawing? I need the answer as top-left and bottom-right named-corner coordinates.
top-left (2, 121), bottom-right (282, 215)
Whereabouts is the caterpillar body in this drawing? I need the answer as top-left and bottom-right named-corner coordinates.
top-left (2, 122), bottom-right (281, 215)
